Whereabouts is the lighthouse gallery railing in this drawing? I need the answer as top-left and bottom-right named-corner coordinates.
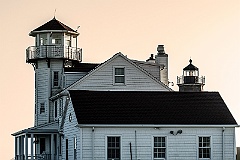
top-left (26, 45), bottom-right (82, 62)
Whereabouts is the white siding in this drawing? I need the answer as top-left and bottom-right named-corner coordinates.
top-left (71, 56), bottom-right (169, 91)
top-left (64, 72), bottom-right (87, 88)
top-left (78, 127), bottom-right (235, 160)
top-left (134, 62), bottom-right (161, 81)
top-left (35, 60), bottom-right (50, 125)
top-left (62, 100), bottom-right (81, 160)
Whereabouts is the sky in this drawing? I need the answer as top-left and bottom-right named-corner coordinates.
top-left (0, 0), bottom-right (240, 159)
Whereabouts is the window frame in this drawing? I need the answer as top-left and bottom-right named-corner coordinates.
top-left (106, 135), bottom-right (121, 160)
top-left (153, 136), bottom-right (167, 160)
top-left (198, 136), bottom-right (211, 160)
top-left (59, 98), bottom-right (63, 117)
top-left (66, 138), bottom-right (68, 160)
top-left (74, 136), bottom-right (77, 160)
top-left (113, 67), bottom-right (125, 85)
top-left (53, 71), bottom-right (59, 87)
top-left (40, 102), bottom-right (45, 114)
top-left (54, 100), bottom-right (58, 119)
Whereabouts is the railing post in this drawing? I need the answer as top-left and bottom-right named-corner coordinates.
top-left (31, 134), bottom-right (34, 160)
top-left (25, 134), bottom-right (28, 160)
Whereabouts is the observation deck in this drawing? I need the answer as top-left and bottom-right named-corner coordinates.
top-left (26, 45), bottom-right (82, 63)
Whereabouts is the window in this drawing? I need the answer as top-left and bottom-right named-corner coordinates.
top-left (40, 103), bottom-right (45, 114)
top-left (66, 139), bottom-right (68, 160)
top-left (66, 34), bottom-right (72, 47)
top-left (74, 137), bottom-right (77, 160)
top-left (53, 71), bottom-right (59, 87)
top-left (54, 100), bottom-right (58, 118)
top-left (153, 137), bottom-right (166, 159)
top-left (40, 138), bottom-right (46, 154)
top-left (59, 137), bottom-right (62, 155)
top-left (40, 34), bottom-right (47, 45)
top-left (114, 67), bottom-right (125, 84)
top-left (199, 136), bottom-right (211, 159)
top-left (51, 33), bottom-right (62, 45)
top-left (59, 98), bottom-right (63, 117)
top-left (107, 137), bottom-right (120, 160)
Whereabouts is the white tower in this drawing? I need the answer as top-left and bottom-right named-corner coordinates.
top-left (26, 17), bottom-right (82, 126)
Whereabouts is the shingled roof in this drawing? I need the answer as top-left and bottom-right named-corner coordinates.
top-left (69, 90), bottom-right (237, 125)
top-left (29, 17), bottom-right (78, 36)
top-left (64, 63), bottom-right (99, 72)
top-left (183, 59), bottom-right (198, 71)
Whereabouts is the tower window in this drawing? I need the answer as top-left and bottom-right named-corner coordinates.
top-left (40, 34), bottom-right (47, 45)
top-left (40, 103), bottom-right (45, 114)
top-left (53, 71), bottom-right (59, 87)
top-left (51, 33), bottom-right (62, 45)
top-left (66, 34), bottom-right (72, 47)
top-left (114, 67), bottom-right (125, 84)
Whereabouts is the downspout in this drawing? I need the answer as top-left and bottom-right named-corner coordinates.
top-left (135, 130), bottom-right (137, 160)
top-left (222, 127), bottom-right (225, 160)
top-left (92, 127), bottom-right (95, 160)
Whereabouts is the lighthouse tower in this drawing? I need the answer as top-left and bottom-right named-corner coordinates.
top-left (26, 17), bottom-right (82, 126)
top-left (177, 59), bottom-right (205, 92)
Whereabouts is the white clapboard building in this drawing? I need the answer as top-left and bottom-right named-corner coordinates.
top-left (12, 18), bottom-right (238, 160)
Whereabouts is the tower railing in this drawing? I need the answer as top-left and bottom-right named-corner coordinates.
top-left (177, 75), bottom-right (205, 85)
top-left (26, 45), bottom-right (82, 62)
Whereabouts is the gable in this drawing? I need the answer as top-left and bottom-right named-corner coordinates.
top-left (68, 53), bottom-right (171, 91)
top-left (69, 90), bottom-right (237, 125)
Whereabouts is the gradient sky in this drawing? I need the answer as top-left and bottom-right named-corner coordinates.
top-left (0, 0), bottom-right (240, 159)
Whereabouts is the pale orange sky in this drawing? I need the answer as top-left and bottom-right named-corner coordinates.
top-left (0, 0), bottom-right (240, 159)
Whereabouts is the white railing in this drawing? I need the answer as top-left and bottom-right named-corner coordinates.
top-left (177, 76), bottom-right (205, 85)
top-left (26, 45), bottom-right (82, 62)
top-left (15, 154), bottom-right (55, 160)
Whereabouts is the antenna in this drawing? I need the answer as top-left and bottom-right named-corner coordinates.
top-left (54, 9), bottom-right (57, 18)
top-left (76, 26), bottom-right (80, 32)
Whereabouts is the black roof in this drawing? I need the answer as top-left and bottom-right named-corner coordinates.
top-left (183, 59), bottom-right (198, 71)
top-left (64, 63), bottom-right (99, 72)
top-left (32, 17), bottom-right (76, 32)
top-left (69, 90), bottom-right (237, 125)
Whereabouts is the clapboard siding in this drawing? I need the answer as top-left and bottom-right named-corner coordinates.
top-left (62, 100), bottom-right (81, 160)
top-left (64, 72), bottom-right (87, 88)
top-left (77, 127), bottom-right (235, 160)
top-left (71, 56), bottom-right (169, 91)
top-left (136, 62), bottom-right (160, 80)
top-left (35, 60), bottom-right (50, 125)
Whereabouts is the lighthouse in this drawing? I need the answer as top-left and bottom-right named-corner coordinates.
top-left (177, 59), bottom-right (205, 92)
top-left (26, 17), bottom-right (82, 126)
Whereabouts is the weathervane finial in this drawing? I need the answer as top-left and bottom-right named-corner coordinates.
top-left (54, 9), bottom-right (57, 19)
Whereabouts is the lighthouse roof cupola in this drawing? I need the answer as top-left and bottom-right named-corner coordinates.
top-left (29, 17), bottom-right (79, 37)
top-left (26, 17), bottom-right (82, 63)
top-left (183, 59), bottom-right (198, 71)
top-left (183, 59), bottom-right (199, 77)
top-left (177, 59), bottom-right (205, 92)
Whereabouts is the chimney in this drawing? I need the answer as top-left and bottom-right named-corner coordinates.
top-left (155, 45), bottom-right (168, 86)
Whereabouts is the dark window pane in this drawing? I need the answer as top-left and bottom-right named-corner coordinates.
top-left (115, 76), bottom-right (124, 83)
top-left (115, 68), bottom-right (124, 75)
